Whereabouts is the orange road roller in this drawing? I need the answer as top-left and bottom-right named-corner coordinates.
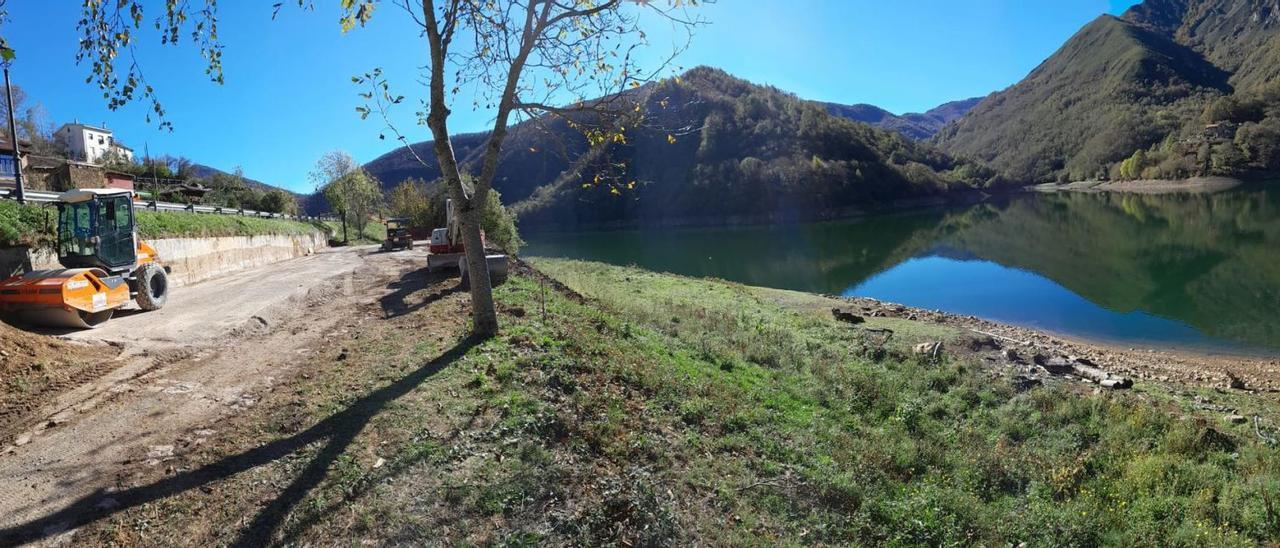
top-left (0, 188), bottom-right (170, 329)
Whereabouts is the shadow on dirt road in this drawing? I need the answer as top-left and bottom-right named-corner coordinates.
top-left (0, 335), bottom-right (482, 546)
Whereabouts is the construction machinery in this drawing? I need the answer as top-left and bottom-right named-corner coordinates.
top-left (381, 217), bottom-right (414, 252)
top-left (426, 199), bottom-right (479, 272)
top-left (0, 188), bottom-right (170, 329)
top-left (426, 198), bottom-right (508, 286)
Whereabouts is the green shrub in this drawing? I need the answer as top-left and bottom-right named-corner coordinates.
top-left (0, 200), bottom-right (55, 247)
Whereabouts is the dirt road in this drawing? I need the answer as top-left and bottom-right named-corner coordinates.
top-left (61, 247), bottom-right (370, 348)
top-left (0, 244), bottom-right (427, 540)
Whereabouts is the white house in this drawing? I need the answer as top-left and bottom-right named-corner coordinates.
top-left (54, 122), bottom-right (134, 164)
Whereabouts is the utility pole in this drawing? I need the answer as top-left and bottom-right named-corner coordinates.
top-left (2, 55), bottom-right (24, 203)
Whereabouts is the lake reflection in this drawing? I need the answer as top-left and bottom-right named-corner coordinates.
top-left (523, 185), bottom-right (1280, 354)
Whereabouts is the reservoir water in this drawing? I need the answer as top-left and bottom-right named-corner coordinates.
top-left (523, 186), bottom-right (1280, 355)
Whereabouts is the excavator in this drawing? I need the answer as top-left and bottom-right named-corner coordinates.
top-left (0, 188), bottom-right (170, 329)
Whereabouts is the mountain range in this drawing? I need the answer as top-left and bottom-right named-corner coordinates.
top-left (359, 0), bottom-right (1280, 225)
top-left (822, 97), bottom-right (982, 140)
top-left (934, 0), bottom-right (1280, 183)
top-left (364, 67), bottom-right (1002, 229)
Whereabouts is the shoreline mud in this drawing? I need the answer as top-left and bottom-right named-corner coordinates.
top-left (840, 295), bottom-right (1280, 393)
top-left (1031, 176), bottom-right (1244, 194)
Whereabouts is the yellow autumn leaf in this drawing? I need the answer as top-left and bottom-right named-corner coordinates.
top-left (667, 134), bottom-right (677, 145)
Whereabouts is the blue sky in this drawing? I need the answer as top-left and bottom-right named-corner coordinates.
top-left (6, 1), bottom-right (1140, 192)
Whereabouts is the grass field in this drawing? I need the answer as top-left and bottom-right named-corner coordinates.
top-left (62, 260), bottom-right (1280, 546)
top-left (136, 211), bottom-right (322, 239)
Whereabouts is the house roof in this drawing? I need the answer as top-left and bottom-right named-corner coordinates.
top-left (56, 122), bottom-right (112, 134)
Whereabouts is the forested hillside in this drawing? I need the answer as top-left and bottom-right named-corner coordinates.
top-left (366, 67), bottom-right (1003, 229)
top-left (823, 97), bottom-right (981, 140)
top-left (935, 0), bottom-right (1280, 183)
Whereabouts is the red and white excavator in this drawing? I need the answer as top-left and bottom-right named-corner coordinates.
top-left (426, 198), bottom-right (474, 272)
top-left (425, 199), bottom-right (508, 286)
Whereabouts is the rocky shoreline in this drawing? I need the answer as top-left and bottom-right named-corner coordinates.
top-left (1030, 176), bottom-right (1243, 194)
top-left (838, 295), bottom-right (1280, 394)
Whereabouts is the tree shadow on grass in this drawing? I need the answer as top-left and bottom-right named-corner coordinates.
top-left (379, 267), bottom-right (462, 319)
top-left (0, 335), bottom-right (483, 547)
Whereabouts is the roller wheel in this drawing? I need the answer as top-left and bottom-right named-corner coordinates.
top-left (135, 263), bottom-right (169, 311)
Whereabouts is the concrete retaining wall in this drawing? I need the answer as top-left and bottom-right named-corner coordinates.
top-left (0, 247), bottom-right (58, 279)
top-left (0, 231), bottom-right (328, 287)
top-left (148, 232), bottom-right (329, 287)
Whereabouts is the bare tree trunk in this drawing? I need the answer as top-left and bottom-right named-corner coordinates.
top-left (341, 210), bottom-right (348, 244)
top-left (456, 195), bottom-right (498, 336)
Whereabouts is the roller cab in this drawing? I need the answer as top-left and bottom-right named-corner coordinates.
top-left (0, 188), bottom-right (170, 329)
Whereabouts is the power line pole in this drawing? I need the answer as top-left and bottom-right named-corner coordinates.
top-left (2, 55), bottom-right (25, 203)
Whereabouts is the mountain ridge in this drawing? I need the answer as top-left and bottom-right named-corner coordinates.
top-left (187, 163), bottom-right (304, 197)
top-left (822, 97), bottom-right (982, 140)
top-left (364, 67), bottom-right (1005, 229)
top-left (935, 0), bottom-right (1280, 183)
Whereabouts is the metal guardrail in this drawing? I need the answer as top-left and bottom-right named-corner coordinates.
top-left (0, 188), bottom-right (332, 222)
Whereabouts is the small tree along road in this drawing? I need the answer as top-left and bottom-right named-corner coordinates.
top-left (312, 150), bottom-right (383, 244)
top-left (64, 0), bottom-right (706, 337)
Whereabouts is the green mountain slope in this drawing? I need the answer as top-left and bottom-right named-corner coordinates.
top-left (365, 68), bottom-right (1003, 229)
top-left (362, 133), bottom-right (489, 198)
top-left (934, 14), bottom-right (1229, 183)
top-left (936, 0), bottom-right (1280, 184)
top-left (187, 164), bottom-right (300, 196)
top-left (1123, 0), bottom-right (1280, 92)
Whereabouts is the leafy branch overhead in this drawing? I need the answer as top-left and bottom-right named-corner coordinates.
top-left (69, 0), bottom-right (372, 130)
top-left (0, 1), bottom-right (12, 61)
top-left (346, 0), bottom-right (709, 195)
top-left (74, 0), bottom-right (228, 130)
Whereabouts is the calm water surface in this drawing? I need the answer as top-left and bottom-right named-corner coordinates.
top-left (524, 185), bottom-right (1280, 355)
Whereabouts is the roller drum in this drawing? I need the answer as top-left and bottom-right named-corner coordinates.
top-left (11, 308), bottom-right (114, 329)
